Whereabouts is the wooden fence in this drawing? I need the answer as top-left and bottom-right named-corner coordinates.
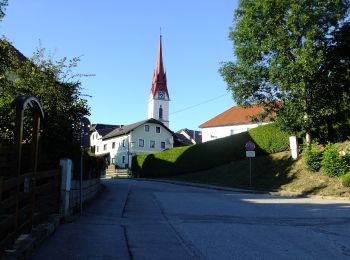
top-left (0, 169), bottom-right (61, 252)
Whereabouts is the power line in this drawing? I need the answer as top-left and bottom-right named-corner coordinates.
top-left (170, 93), bottom-right (229, 115)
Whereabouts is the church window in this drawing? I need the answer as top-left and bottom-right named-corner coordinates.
top-left (145, 125), bottom-right (150, 132)
top-left (122, 140), bottom-right (125, 147)
top-left (156, 126), bottom-right (161, 133)
top-left (139, 139), bottom-right (144, 147)
top-left (122, 156), bottom-right (125, 164)
top-left (159, 106), bottom-right (163, 120)
top-left (150, 140), bottom-right (155, 148)
top-left (112, 142), bottom-right (116, 149)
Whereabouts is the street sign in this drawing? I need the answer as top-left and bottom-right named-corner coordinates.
top-left (246, 151), bottom-right (255, 157)
top-left (245, 141), bottom-right (255, 151)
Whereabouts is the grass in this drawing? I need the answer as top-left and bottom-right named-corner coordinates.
top-left (165, 148), bottom-right (350, 198)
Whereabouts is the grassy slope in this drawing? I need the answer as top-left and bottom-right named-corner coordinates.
top-left (167, 141), bottom-right (350, 197)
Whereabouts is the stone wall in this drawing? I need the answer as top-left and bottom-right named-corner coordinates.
top-left (69, 179), bottom-right (100, 213)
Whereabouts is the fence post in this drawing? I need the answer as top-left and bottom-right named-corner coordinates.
top-left (60, 159), bottom-right (72, 219)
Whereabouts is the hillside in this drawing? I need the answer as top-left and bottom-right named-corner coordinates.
top-left (166, 144), bottom-right (350, 197)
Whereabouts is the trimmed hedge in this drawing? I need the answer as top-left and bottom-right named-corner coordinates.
top-left (248, 123), bottom-right (290, 153)
top-left (132, 122), bottom-right (289, 178)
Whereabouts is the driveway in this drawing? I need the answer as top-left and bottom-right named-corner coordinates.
top-left (31, 179), bottom-right (350, 259)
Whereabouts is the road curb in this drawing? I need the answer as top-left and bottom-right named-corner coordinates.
top-left (3, 215), bottom-right (61, 259)
top-left (132, 178), bottom-right (350, 201)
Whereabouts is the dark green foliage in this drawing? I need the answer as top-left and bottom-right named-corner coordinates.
top-left (321, 143), bottom-right (349, 177)
top-left (340, 173), bottom-right (350, 187)
top-left (304, 142), bottom-right (322, 172)
top-left (0, 0), bottom-right (7, 21)
top-left (132, 123), bottom-right (289, 178)
top-left (0, 38), bottom-right (90, 165)
top-left (220, 0), bottom-right (350, 142)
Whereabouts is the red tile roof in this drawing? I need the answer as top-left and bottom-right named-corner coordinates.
top-left (199, 104), bottom-right (272, 128)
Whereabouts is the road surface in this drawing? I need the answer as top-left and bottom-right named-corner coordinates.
top-left (31, 179), bottom-right (350, 259)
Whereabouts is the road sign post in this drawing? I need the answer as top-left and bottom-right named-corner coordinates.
top-left (245, 141), bottom-right (256, 186)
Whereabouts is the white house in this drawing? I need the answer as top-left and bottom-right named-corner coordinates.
top-left (199, 105), bottom-right (272, 142)
top-left (90, 124), bottom-right (121, 161)
top-left (102, 119), bottom-right (174, 168)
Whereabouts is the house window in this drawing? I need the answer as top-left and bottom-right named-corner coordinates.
top-left (139, 139), bottom-right (144, 147)
top-left (112, 142), bottom-right (116, 149)
top-left (103, 144), bottom-right (107, 151)
top-left (159, 106), bottom-right (163, 119)
top-left (96, 146), bottom-right (99, 152)
top-left (92, 134), bottom-right (95, 140)
top-left (145, 125), bottom-right (150, 132)
top-left (156, 126), bottom-right (161, 133)
top-left (161, 141), bottom-right (165, 149)
top-left (122, 156), bottom-right (125, 163)
top-left (150, 140), bottom-right (155, 148)
top-left (122, 140), bottom-right (125, 147)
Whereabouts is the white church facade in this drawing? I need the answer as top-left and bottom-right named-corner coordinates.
top-left (89, 35), bottom-right (174, 168)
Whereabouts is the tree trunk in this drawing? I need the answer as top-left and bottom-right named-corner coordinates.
top-left (306, 132), bottom-right (311, 147)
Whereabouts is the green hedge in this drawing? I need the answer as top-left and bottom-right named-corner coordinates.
top-left (132, 122), bottom-right (289, 178)
top-left (248, 123), bottom-right (290, 153)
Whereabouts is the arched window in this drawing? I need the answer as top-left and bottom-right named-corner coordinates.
top-left (159, 105), bottom-right (163, 119)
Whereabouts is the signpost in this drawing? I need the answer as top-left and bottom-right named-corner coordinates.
top-left (245, 141), bottom-right (255, 186)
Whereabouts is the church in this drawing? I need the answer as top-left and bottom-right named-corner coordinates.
top-left (90, 35), bottom-right (174, 168)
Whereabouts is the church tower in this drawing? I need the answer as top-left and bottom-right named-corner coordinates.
top-left (148, 34), bottom-right (170, 127)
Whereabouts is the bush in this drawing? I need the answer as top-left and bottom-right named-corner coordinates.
top-left (340, 173), bottom-right (350, 187)
top-left (132, 122), bottom-right (289, 178)
top-left (304, 142), bottom-right (322, 172)
top-left (248, 123), bottom-right (290, 154)
top-left (321, 143), bottom-right (349, 177)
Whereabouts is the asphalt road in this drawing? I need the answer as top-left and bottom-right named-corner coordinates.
top-left (31, 179), bottom-right (350, 260)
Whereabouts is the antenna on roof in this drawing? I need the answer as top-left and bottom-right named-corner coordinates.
top-left (160, 27), bottom-right (162, 37)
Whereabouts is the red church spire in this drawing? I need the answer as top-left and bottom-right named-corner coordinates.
top-left (151, 34), bottom-right (169, 98)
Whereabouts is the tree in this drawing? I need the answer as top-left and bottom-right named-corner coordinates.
top-left (220, 0), bottom-right (350, 144)
top-left (0, 0), bottom-right (7, 21)
top-left (0, 38), bottom-right (90, 163)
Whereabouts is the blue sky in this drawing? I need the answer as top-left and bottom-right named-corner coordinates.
top-left (1, 0), bottom-right (238, 131)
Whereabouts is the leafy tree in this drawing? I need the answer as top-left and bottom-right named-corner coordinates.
top-left (220, 0), bottom-right (350, 143)
top-left (0, 38), bottom-right (90, 163)
top-left (0, 0), bottom-right (7, 21)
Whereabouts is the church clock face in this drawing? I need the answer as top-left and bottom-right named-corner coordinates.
top-left (158, 91), bottom-right (165, 99)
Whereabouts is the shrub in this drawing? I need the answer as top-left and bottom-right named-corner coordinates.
top-left (321, 143), bottom-right (349, 177)
top-left (132, 122), bottom-right (289, 178)
top-left (304, 142), bottom-right (322, 172)
top-left (248, 122), bottom-right (290, 154)
top-left (340, 173), bottom-right (350, 187)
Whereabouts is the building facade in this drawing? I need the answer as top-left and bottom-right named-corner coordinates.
top-left (199, 105), bottom-right (272, 142)
top-left (102, 119), bottom-right (174, 168)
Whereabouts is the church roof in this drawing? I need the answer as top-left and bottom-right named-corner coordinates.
top-left (199, 104), bottom-right (273, 128)
top-left (102, 118), bottom-right (173, 140)
top-left (150, 34), bottom-right (169, 98)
